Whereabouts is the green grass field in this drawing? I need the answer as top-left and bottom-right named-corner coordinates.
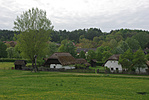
top-left (0, 62), bottom-right (32, 70)
top-left (0, 62), bottom-right (14, 69)
top-left (0, 69), bottom-right (149, 100)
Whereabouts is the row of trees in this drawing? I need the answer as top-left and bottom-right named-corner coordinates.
top-left (119, 48), bottom-right (149, 73)
top-left (1, 29), bottom-right (149, 51)
top-left (1, 29), bottom-right (149, 49)
top-left (0, 7), bottom-right (149, 72)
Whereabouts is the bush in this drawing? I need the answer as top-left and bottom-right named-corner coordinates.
top-left (0, 58), bottom-right (18, 62)
top-left (105, 67), bottom-right (110, 73)
top-left (75, 64), bottom-right (87, 69)
top-left (96, 62), bottom-right (104, 66)
top-left (0, 58), bottom-right (32, 63)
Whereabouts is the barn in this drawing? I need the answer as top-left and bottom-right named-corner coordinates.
top-left (44, 52), bottom-right (76, 69)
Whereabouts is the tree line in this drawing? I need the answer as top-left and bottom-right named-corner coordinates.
top-left (0, 28), bottom-right (149, 49)
top-left (0, 7), bottom-right (149, 72)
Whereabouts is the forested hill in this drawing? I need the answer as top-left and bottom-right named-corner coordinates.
top-left (0, 28), bottom-right (149, 48)
top-left (0, 30), bottom-right (15, 41)
top-left (0, 28), bottom-right (103, 42)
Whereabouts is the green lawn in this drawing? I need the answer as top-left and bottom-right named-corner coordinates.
top-left (0, 69), bottom-right (149, 100)
top-left (89, 66), bottom-right (104, 70)
top-left (0, 62), bottom-right (32, 69)
top-left (0, 62), bottom-right (14, 69)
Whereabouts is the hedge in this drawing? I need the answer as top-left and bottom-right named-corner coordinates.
top-left (0, 58), bottom-right (32, 63)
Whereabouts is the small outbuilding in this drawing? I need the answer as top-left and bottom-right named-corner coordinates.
top-left (14, 60), bottom-right (27, 70)
top-left (90, 59), bottom-right (97, 67)
top-left (76, 58), bottom-right (91, 67)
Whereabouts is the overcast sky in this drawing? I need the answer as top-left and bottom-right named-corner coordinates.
top-left (0, 0), bottom-right (149, 32)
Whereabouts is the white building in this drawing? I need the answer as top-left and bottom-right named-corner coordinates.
top-left (104, 54), bottom-right (123, 73)
top-left (44, 52), bottom-right (76, 69)
top-left (104, 55), bottom-right (149, 73)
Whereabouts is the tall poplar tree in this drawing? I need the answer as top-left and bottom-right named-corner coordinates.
top-left (14, 8), bottom-right (53, 72)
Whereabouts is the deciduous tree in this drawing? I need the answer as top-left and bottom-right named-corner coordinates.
top-left (132, 32), bottom-right (149, 49)
top-left (0, 42), bottom-right (7, 58)
top-left (102, 51), bottom-right (112, 63)
top-left (87, 50), bottom-right (96, 61)
top-left (79, 50), bottom-right (86, 59)
top-left (58, 40), bottom-right (76, 57)
top-left (6, 47), bottom-right (15, 58)
top-left (118, 40), bottom-right (130, 52)
top-left (64, 41), bottom-right (76, 57)
top-left (47, 42), bottom-right (58, 57)
top-left (125, 37), bottom-right (140, 50)
top-left (119, 48), bottom-right (133, 71)
top-left (14, 8), bottom-right (53, 72)
top-left (109, 39), bottom-right (118, 49)
top-left (132, 48), bottom-right (147, 73)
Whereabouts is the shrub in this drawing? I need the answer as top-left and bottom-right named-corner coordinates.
top-left (75, 64), bottom-right (87, 69)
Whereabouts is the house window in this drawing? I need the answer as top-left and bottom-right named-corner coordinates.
top-left (116, 68), bottom-right (119, 70)
top-left (111, 68), bottom-right (113, 70)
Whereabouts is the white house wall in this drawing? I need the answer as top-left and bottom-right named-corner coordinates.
top-left (50, 64), bottom-right (75, 69)
top-left (104, 60), bottom-right (122, 72)
top-left (135, 67), bottom-right (148, 73)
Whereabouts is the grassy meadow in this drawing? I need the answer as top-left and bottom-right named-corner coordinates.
top-left (0, 62), bottom-right (32, 70)
top-left (0, 62), bottom-right (15, 69)
top-left (0, 69), bottom-right (149, 100)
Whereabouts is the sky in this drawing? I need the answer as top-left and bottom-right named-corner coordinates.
top-left (0, 0), bottom-right (149, 32)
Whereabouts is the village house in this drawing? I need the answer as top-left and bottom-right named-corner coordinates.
top-left (104, 54), bottom-right (123, 73)
top-left (44, 52), bottom-right (76, 69)
top-left (104, 54), bottom-right (149, 73)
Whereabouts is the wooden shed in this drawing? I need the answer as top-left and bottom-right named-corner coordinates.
top-left (14, 60), bottom-right (27, 70)
top-left (90, 59), bottom-right (97, 67)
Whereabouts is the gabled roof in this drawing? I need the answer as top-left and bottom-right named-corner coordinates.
top-left (76, 58), bottom-right (91, 66)
top-left (14, 60), bottom-right (27, 65)
top-left (103, 54), bottom-right (120, 66)
top-left (91, 59), bottom-right (97, 62)
top-left (76, 58), bottom-right (87, 64)
top-left (46, 52), bottom-right (76, 65)
top-left (107, 54), bottom-right (120, 60)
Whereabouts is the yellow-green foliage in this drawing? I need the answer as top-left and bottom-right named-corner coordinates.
top-left (0, 70), bottom-right (149, 100)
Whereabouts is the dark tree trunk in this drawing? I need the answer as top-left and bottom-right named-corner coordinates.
top-left (34, 57), bottom-right (38, 72)
top-left (138, 67), bottom-right (140, 74)
top-left (32, 60), bottom-right (35, 72)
